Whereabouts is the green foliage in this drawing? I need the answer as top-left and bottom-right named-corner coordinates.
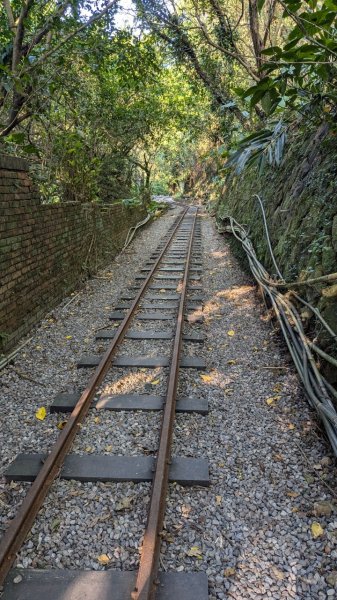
top-left (1, 0), bottom-right (335, 199)
top-left (224, 121), bottom-right (287, 174)
top-left (237, 0), bottom-right (337, 118)
top-left (122, 197), bottom-right (142, 208)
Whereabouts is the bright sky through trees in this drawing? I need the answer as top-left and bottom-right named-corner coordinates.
top-left (0, 0), bottom-right (336, 202)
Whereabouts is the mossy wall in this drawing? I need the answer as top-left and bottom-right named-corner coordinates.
top-left (215, 122), bottom-right (337, 365)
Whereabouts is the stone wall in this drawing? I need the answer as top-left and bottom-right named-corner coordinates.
top-left (215, 123), bottom-right (337, 376)
top-left (0, 155), bottom-right (146, 353)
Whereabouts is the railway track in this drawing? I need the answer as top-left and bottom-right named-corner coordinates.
top-left (0, 206), bottom-right (209, 600)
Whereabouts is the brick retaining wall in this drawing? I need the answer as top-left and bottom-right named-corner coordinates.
top-left (0, 155), bottom-right (146, 353)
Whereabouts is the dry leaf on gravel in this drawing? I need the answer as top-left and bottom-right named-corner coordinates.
top-left (200, 374), bottom-right (213, 383)
top-left (273, 453), bottom-right (284, 462)
top-left (151, 379), bottom-right (160, 385)
top-left (35, 406), bottom-right (47, 421)
top-left (266, 395), bottom-right (280, 406)
top-left (182, 504), bottom-right (191, 518)
top-left (97, 554), bottom-right (110, 565)
top-left (187, 546), bottom-right (202, 559)
top-left (115, 496), bottom-right (135, 511)
top-left (311, 522), bottom-right (324, 538)
top-left (314, 501), bottom-right (333, 517)
top-left (272, 566), bottom-right (285, 580)
top-left (224, 567), bottom-right (236, 577)
top-left (57, 420), bottom-right (67, 430)
top-left (227, 330), bottom-right (235, 336)
top-left (51, 518), bottom-right (61, 531)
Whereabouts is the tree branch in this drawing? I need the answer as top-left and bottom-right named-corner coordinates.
top-left (233, 0), bottom-right (244, 31)
top-left (263, 0), bottom-right (277, 47)
top-left (0, 111), bottom-right (32, 137)
top-left (276, 0), bottom-right (337, 58)
top-left (12, 0), bottom-right (34, 71)
top-left (248, 0), bottom-right (264, 70)
top-left (22, 1), bottom-right (71, 58)
top-left (2, 0), bottom-right (15, 32)
top-left (24, 0), bottom-right (118, 73)
top-left (193, 12), bottom-right (260, 81)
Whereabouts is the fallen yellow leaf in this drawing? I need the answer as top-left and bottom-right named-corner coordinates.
top-left (288, 423), bottom-right (295, 430)
top-left (97, 554), bottom-right (110, 565)
top-left (311, 522), bottom-right (324, 539)
top-left (105, 445), bottom-right (113, 452)
top-left (151, 379), bottom-right (160, 385)
top-left (94, 416), bottom-right (100, 424)
top-left (57, 420), bottom-right (67, 430)
top-left (85, 446), bottom-right (93, 453)
top-left (227, 359), bottom-right (237, 365)
top-left (266, 395), bottom-right (280, 406)
top-left (65, 335), bottom-right (72, 340)
top-left (35, 406), bottom-right (47, 421)
top-left (187, 546), bottom-right (202, 559)
top-left (227, 330), bottom-right (235, 336)
top-left (216, 495), bottom-right (222, 506)
top-left (200, 374), bottom-right (212, 383)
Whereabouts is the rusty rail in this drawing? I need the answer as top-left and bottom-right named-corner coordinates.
top-left (132, 208), bottom-right (198, 600)
top-left (0, 207), bottom-right (189, 585)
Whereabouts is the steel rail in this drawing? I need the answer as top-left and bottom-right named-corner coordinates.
top-left (132, 208), bottom-right (198, 600)
top-left (0, 207), bottom-right (189, 586)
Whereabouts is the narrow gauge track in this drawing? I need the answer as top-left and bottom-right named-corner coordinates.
top-left (0, 206), bottom-right (209, 600)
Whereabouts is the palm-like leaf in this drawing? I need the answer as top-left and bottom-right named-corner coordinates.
top-left (224, 121), bottom-right (287, 174)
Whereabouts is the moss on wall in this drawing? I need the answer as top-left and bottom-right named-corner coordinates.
top-left (215, 122), bottom-right (337, 376)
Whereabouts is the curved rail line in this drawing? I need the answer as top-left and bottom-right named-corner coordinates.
top-left (0, 205), bottom-right (208, 600)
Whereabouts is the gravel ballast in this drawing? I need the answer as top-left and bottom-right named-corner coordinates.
top-left (1, 206), bottom-right (337, 600)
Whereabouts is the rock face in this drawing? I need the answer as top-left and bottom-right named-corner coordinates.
top-left (215, 122), bottom-right (337, 381)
